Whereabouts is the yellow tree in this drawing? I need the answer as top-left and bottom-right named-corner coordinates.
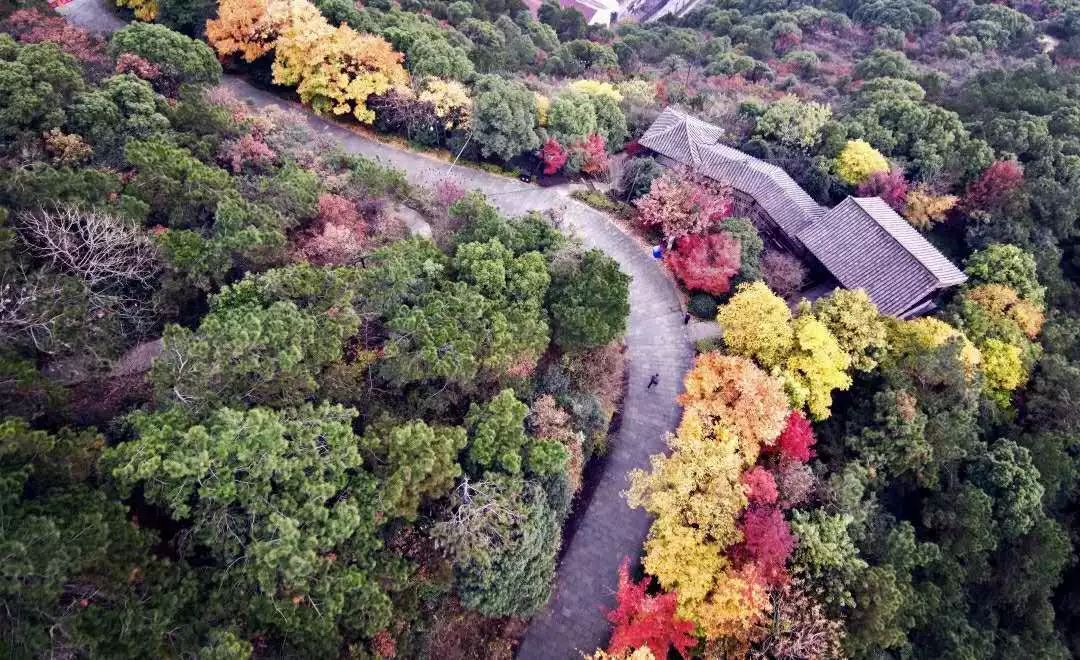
top-left (813, 288), bottom-right (887, 372)
top-left (835, 139), bottom-right (889, 186)
top-left (783, 315), bottom-right (852, 420)
top-left (884, 316), bottom-right (982, 375)
top-left (627, 411), bottom-right (769, 640)
top-left (678, 353), bottom-right (790, 463)
top-left (904, 184), bottom-right (957, 230)
top-left (275, 23), bottom-right (409, 123)
top-left (965, 283), bottom-right (1045, 339)
top-left (117, 0), bottom-right (159, 21)
top-left (981, 338), bottom-right (1025, 395)
top-left (419, 78), bottom-right (472, 130)
top-left (716, 282), bottom-right (793, 368)
top-left (206, 0), bottom-right (317, 62)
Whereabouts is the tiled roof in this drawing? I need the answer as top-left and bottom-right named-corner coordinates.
top-left (798, 197), bottom-right (967, 316)
top-left (640, 107), bottom-right (968, 316)
top-left (696, 143), bottom-right (826, 239)
top-left (638, 106), bottom-right (726, 168)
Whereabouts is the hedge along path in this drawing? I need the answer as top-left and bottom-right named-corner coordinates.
top-left (58, 2), bottom-right (694, 655)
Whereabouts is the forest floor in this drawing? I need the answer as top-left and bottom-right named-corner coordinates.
top-left (57, 3), bottom-right (695, 655)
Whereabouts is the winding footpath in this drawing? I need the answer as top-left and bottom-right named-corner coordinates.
top-left (57, 3), bottom-right (694, 655)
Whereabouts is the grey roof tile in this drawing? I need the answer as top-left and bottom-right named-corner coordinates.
top-left (639, 107), bottom-right (968, 316)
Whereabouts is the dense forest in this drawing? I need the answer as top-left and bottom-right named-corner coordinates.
top-left (3, 0), bottom-right (1080, 656)
top-left (0, 8), bottom-right (632, 656)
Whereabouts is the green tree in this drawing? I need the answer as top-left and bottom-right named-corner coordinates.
top-left (407, 38), bottom-right (475, 80)
top-left (433, 477), bottom-right (559, 617)
top-left (105, 404), bottom-right (394, 655)
top-left (124, 137), bottom-right (232, 226)
top-left (156, 0), bottom-right (218, 35)
top-left (69, 74), bottom-right (172, 154)
top-left (754, 95), bottom-right (832, 149)
top-left (964, 243), bottom-right (1046, 306)
top-left (465, 388), bottom-right (531, 476)
top-left (470, 75), bottom-right (541, 160)
top-left (109, 22), bottom-right (221, 89)
top-left (547, 248), bottom-right (630, 350)
top-left (360, 417), bottom-right (468, 520)
top-left (969, 439), bottom-right (1045, 539)
top-left (0, 41), bottom-right (84, 142)
top-left (152, 265), bottom-right (360, 410)
top-left (1, 418), bottom-right (198, 658)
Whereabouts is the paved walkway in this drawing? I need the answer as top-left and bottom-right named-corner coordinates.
top-left (58, 4), bottom-right (695, 655)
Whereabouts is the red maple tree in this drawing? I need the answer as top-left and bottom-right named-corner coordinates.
top-left (739, 506), bottom-right (795, 587)
top-left (664, 232), bottom-right (742, 296)
top-left (541, 138), bottom-right (568, 175)
top-left (857, 168), bottom-right (908, 212)
top-left (766, 410), bottom-right (816, 463)
top-left (606, 557), bottom-right (696, 658)
top-left (742, 466), bottom-right (779, 505)
top-left (963, 159), bottom-right (1024, 212)
top-left (578, 134), bottom-right (610, 176)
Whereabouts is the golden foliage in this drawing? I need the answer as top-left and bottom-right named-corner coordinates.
top-left (904, 184), bottom-right (957, 230)
top-left (419, 78), bottom-right (472, 129)
top-left (275, 24), bottom-right (409, 123)
top-left (982, 338), bottom-right (1025, 393)
top-left (569, 79), bottom-right (623, 103)
top-left (783, 315), bottom-right (852, 421)
top-left (885, 316), bottom-right (982, 374)
top-left (966, 283), bottom-right (1045, 339)
top-left (717, 281), bottom-right (793, 368)
top-left (583, 647), bottom-right (656, 660)
top-left (678, 354), bottom-right (790, 461)
top-left (628, 414), bottom-right (770, 639)
top-left (206, 0), bottom-right (303, 62)
top-left (117, 0), bottom-right (159, 21)
top-left (535, 93), bottom-right (550, 127)
top-left (835, 139), bottom-right (890, 186)
top-left (813, 288), bottom-right (887, 372)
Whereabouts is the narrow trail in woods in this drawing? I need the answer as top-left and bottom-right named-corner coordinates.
top-left (58, 3), bottom-right (694, 654)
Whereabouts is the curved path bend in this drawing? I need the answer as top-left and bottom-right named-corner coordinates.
top-left (58, 3), bottom-right (694, 655)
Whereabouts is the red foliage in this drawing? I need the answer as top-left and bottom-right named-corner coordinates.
top-left (115, 52), bottom-right (161, 81)
top-left (434, 178), bottom-right (465, 209)
top-left (739, 506), bottom-right (795, 587)
top-left (636, 169), bottom-right (734, 240)
top-left (624, 140), bottom-right (645, 156)
top-left (371, 629), bottom-right (397, 658)
top-left (963, 159), bottom-right (1024, 212)
top-left (857, 168), bottom-right (908, 212)
top-left (578, 134), bottom-right (610, 177)
top-left (316, 193), bottom-right (361, 227)
top-left (742, 466), bottom-right (779, 505)
top-left (3, 9), bottom-right (108, 67)
top-left (541, 138), bottom-right (569, 175)
top-left (767, 410), bottom-right (816, 462)
top-left (773, 30), bottom-right (801, 53)
top-left (219, 134), bottom-right (277, 173)
top-left (606, 557), bottom-right (696, 659)
top-left (293, 194), bottom-right (367, 265)
top-left (664, 232), bottom-right (742, 296)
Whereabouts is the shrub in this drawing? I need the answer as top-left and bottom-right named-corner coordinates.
top-left (761, 251), bottom-right (806, 297)
top-left (688, 291), bottom-right (720, 319)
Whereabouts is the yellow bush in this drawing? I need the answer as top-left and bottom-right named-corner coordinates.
top-left (117, 0), bottom-right (159, 21)
top-left (835, 139), bottom-right (890, 186)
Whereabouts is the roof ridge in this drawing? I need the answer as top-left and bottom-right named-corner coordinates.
top-left (846, 196), bottom-right (962, 281)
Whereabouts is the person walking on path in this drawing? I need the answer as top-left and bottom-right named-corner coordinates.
top-left (647, 373), bottom-right (660, 389)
